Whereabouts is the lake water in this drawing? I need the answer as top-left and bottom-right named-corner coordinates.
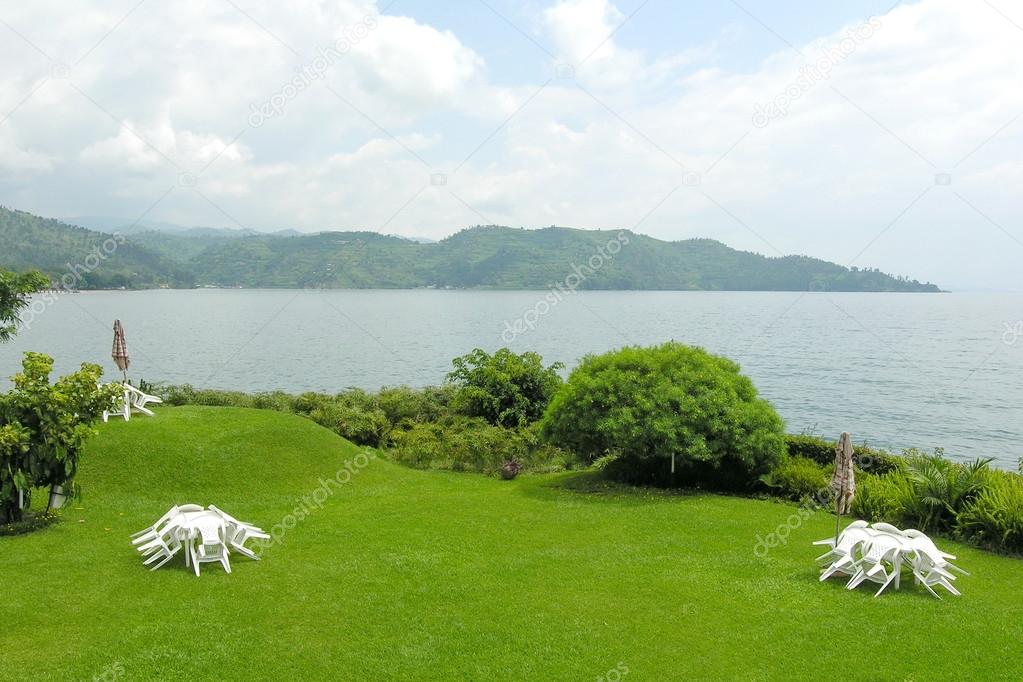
top-left (2, 289), bottom-right (1021, 467)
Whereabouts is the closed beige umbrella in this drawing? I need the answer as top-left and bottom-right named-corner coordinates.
top-left (830, 432), bottom-right (856, 541)
top-left (112, 319), bottom-right (130, 382)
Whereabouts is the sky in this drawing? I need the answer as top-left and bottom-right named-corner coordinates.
top-left (1, 0), bottom-right (1021, 290)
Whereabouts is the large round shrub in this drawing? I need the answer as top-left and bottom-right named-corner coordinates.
top-left (541, 342), bottom-right (786, 489)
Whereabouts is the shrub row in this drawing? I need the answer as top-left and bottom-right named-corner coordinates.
top-left (761, 446), bottom-right (1023, 556)
top-left (159, 382), bottom-right (574, 476)
top-left (784, 434), bottom-right (901, 474)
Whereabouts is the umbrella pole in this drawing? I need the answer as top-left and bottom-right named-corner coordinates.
top-left (834, 498), bottom-right (842, 543)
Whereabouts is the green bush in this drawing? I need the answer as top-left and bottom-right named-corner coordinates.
top-left (958, 471), bottom-right (1023, 554)
top-left (784, 434), bottom-right (901, 474)
top-left (760, 457), bottom-right (830, 501)
top-left (0, 269), bottom-right (47, 342)
top-left (447, 348), bottom-right (563, 427)
top-left (388, 417), bottom-right (574, 476)
top-left (851, 471), bottom-right (912, 523)
top-left (542, 342), bottom-right (786, 490)
top-left (160, 384), bottom-right (256, 408)
top-left (0, 353), bottom-right (119, 523)
top-left (388, 423), bottom-right (446, 469)
top-left (309, 402), bottom-right (390, 447)
top-left (376, 385), bottom-right (455, 427)
top-left (291, 391), bottom-right (333, 415)
top-left (900, 450), bottom-right (991, 532)
top-left (251, 391), bottom-right (297, 412)
top-left (850, 450), bottom-right (991, 534)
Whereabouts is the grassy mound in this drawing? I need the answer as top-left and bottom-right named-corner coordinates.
top-left (2, 407), bottom-right (1023, 680)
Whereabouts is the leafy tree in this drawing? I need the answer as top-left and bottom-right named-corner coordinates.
top-left (542, 342), bottom-right (786, 489)
top-left (0, 354), bottom-right (120, 523)
top-left (447, 348), bottom-right (563, 428)
top-left (0, 269), bottom-right (48, 342)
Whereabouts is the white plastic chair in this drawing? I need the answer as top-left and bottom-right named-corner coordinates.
top-left (124, 383), bottom-right (163, 416)
top-left (846, 533), bottom-right (904, 596)
top-left (102, 385), bottom-right (133, 423)
top-left (902, 529), bottom-right (966, 598)
top-left (870, 522), bottom-right (904, 536)
top-left (102, 383), bottom-right (163, 422)
top-left (137, 519), bottom-right (187, 571)
top-left (131, 505), bottom-right (181, 541)
top-left (207, 505), bottom-right (270, 560)
top-left (813, 520), bottom-right (868, 550)
top-left (188, 514), bottom-right (232, 576)
top-left (131, 504), bottom-right (203, 545)
top-left (816, 523), bottom-right (872, 581)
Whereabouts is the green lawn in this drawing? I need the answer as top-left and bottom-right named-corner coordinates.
top-left (3, 407), bottom-right (1023, 681)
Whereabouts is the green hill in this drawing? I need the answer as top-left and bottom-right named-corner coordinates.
top-left (0, 207), bottom-right (940, 291)
top-left (1, 406), bottom-right (1019, 679)
top-left (0, 207), bottom-right (193, 289)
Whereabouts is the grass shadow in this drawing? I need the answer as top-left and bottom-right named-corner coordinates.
top-left (515, 469), bottom-right (711, 506)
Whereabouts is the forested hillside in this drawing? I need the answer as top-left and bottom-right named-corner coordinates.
top-left (0, 208), bottom-right (940, 292)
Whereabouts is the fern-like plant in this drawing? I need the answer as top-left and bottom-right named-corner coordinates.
top-left (902, 449), bottom-right (992, 532)
top-left (958, 472), bottom-right (1023, 553)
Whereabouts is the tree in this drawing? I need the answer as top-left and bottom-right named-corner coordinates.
top-left (542, 342), bottom-right (786, 489)
top-left (0, 354), bottom-right (121, 523)
top-left (446, 348), bottom-right (563, 428)
top-left (0, 269), bottom-right (48, 342)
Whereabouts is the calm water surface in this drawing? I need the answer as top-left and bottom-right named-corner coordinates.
top-left (2, 289), bottom-right (1021, 467)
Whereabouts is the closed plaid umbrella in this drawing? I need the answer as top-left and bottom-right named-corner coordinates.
top-left (831, 432), bottom-right (856, 541)
top-left (112, 319), bottom-right (130, 381)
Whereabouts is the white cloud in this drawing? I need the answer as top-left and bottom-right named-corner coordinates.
top-left (0, 0), bottom-right (1020, 288)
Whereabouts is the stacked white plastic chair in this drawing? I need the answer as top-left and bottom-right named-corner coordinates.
top-left (902, 529), bottom-right (968, 598)
top-left (815, 521), bottom-right (966, 598)
top-left (131, 504), bottom-right (267, 576)
top-left (208, 504), bottom-right (271, 560)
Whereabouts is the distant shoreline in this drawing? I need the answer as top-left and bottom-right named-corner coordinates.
top-left (40, 285), bottom-right (952, 294)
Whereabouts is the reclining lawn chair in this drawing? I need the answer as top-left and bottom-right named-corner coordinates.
top-left (102, 383), bottom-right (163, 422)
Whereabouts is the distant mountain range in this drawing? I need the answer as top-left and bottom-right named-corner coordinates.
top-left (1, 206), bottom-right (941, 292)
